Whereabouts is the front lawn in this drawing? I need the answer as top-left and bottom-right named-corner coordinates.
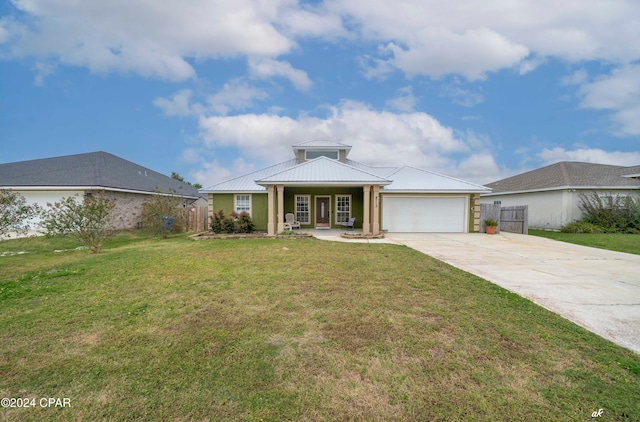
top-left (1, 233), bottom-right (638, 421)
top-left (530, 229), bottom-right (640, 255)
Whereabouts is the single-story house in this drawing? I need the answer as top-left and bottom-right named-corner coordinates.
top-left (481, 161), bottom-right (640, 230)
top-left (0, 151), bottom-right (204, 230)
top-left (200, 141), bottom-right (490, 235)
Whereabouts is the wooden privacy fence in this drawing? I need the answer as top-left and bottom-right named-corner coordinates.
top-left (480, 204), bottom-right (528, 234)
top-left (187, 205), bottom-right (208, 232)
top-left (500, 206), bottom-right (528, 234)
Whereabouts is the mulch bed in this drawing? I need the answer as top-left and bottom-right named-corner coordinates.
top-left (189, 232), bottom-right (314, 240)
top-left (339, 232), bottom-right (385, 239)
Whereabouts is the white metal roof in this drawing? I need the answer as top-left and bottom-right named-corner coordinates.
top-left (200, 158), bottom-right (489, 193)
top-left (256, 156), bottom-right (392, 186)
top-left (383, 166), bottom-right (491, 193)
top-left (200, 159), bottom-right (298, 192)
top-left (292, 140), bottom-right (352, 152)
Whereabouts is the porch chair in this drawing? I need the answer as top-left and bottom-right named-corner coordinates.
top-left (340, 217), bottom-right (356, 231)
top-left (284, 213), bottom-right (301, 230)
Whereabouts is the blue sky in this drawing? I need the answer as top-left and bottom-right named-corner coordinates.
top-left (1, 0), bottom-right (639, 187)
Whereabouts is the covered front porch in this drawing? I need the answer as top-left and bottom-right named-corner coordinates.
top-left (264, 184), bottom-right (383, 236)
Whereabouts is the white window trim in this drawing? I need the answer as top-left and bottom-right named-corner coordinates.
top-left (295, 195), bottom-right (311, 224)
top-left (335, 194), bottom-right (352, 224)
top-left (234, 193), bottom-right (252, 216)
top-left (305, 150), bottom-right (338, 160)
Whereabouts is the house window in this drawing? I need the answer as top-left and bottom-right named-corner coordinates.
top-left (336, 195), bottom-right (351, 223)
top-left (295, 195), bottom-right (310, 224)
top-left (235, 194), bottom-right (251, 215)
top-left (305, 150), bottom-right (338, 160)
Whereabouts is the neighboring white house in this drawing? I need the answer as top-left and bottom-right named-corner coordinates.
top-left (0, 151), bottom-right (204, 231)
top-left (481, 161), bottom-right (640, 230)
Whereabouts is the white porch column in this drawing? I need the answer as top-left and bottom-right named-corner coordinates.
top-left (362, 184), bottom-right (371, 234)
top-left (277, 184), bottom-right (285, 233)
top-left (267, 185), bottom-right (275, 236)
top-left (372, 185), bottom-right (380, 235)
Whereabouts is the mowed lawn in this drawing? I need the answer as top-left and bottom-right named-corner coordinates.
top-left (1, 233), bottom-right (638, 421)
top-left (530, 229), bottom-right (640, 255)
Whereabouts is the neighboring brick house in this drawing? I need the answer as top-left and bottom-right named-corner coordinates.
top-left (0, 151), bottom-right (203, 230)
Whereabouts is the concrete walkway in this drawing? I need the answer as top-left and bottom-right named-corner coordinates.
top-left (384, 232), bottom-right (640, 354)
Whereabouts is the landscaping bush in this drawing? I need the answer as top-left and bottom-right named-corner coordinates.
top-left (237, 211), bottom-right (254, 233)
top-left (560, 221), bottom-right (605, 233)
top-left (210, 209), bottom-right (254, 234)
top-left (210, 209), bottom-right (225, 233)
top-left (578, 192), bottom-right (640, 233)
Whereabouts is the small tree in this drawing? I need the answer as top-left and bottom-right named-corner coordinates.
top-left (0, 189), bottom-right (42, 240)
top-left (142, 191), bottom-right (186, 238)
top-left (41, 194), bottom-right (115, 253)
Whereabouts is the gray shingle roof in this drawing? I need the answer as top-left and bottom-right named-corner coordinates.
top-left (0, 151), bottom-right (201, 198)
top-left (485, 161), bottom-right (640, 194)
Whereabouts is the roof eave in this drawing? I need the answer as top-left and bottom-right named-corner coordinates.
top-left (255, 181), bottom-right (392, 187)
top-left (2, 185), bottom-right (201, 199)
top-left (481, 185), bottom-right (640, 196)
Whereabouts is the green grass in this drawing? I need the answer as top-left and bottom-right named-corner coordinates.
top-left (1, 233), bottom-right (639, 421)
top-left (530, 229), bottom-right (640, 255)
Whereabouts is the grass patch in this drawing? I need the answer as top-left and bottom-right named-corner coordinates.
top-left (530, 230), bottom-right (640, 255)
top-left (1, 233), bottom-right (638, 421)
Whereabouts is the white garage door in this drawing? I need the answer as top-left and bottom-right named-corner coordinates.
top-left (383, 196), bottom-right (467, 232)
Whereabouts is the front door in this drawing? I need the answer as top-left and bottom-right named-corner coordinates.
top-left (315, 196), bottom-right (330, 228)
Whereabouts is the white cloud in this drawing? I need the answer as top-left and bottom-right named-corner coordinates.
top-left (539, 147), bottom-right (640, 166)
top-left (154, 80), bottom-right (269, 117)
top-left (207, 79), bottom-right (269, 115)
top-left (248, 57), bottom-right (313, 91)
top-left (190, 100), bottom-right (492, 186)
top-left (154, 89), bottom-right (197, 117)
top-left (385, 86), bottom-right (418, 112)
top-left (31, 61), bottom-right (56, 86)
top-left (578, 64), bottom-right (640, 135)
top-left (440, 80), bottom-right (484, 107)
top-left (382, 28), bottom-right (529, 80)
top-left (3, 0), bottom-right (295, 81)
top-left (561, 68), bottom-right (589, 86)
top-left (191, 157), bottom-right (259, 186)
top-left (4, 0), bottom-right (640, 85)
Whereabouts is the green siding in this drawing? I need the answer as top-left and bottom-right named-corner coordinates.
top-left (285, 187), bottom-right (364, 229)
top-left (209, 193), bottom-right (269, 231)
top-left (252, 194), bottom-right (269, 230)
top-left (210, 188), bottom-right (367, 231)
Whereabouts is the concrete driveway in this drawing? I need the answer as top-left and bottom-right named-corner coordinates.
top-left (385, 232), bottom-right (640, 354)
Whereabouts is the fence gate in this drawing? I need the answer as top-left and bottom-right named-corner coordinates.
top-left (500, 206), bottom-right (528, 234)
top-left (480, 204), bottom-right (528, 234)
top-left (187, 206), bottom-right (208, 232)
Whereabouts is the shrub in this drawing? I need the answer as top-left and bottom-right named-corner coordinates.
top-left (577, 192), bottom-right (640, 233)
top-left (41, 194), bottom-right (115, 253)
top-left (484, 219), bottom-right (498, 227)
top-left (560, 221), bottom-right (605, 233)
top-left (210, 210), bottom-right (254, 234)
top-left (210, 209), bottom-right (225, 233)
top-left (142, 191), bottom-right (186, 238)
top-left (237, 211), bottom-right (254, 233)
top-left (0, 189), bottom-right (41, 239)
